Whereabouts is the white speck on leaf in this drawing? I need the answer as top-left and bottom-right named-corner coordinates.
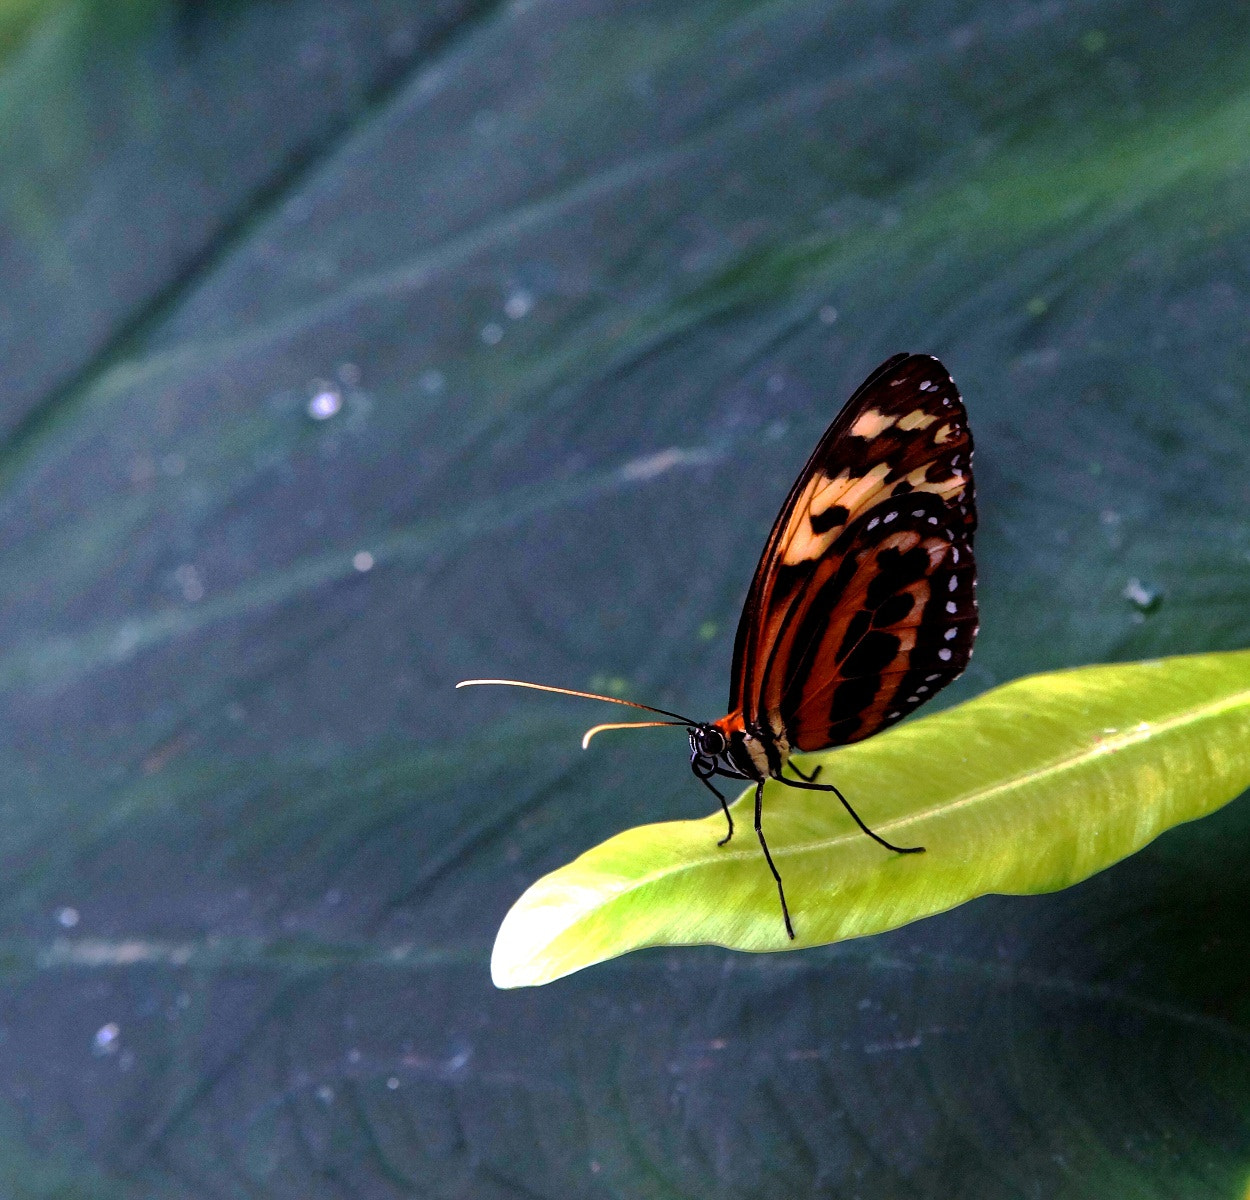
top-left (307, 386), bottom-right (342, 420)
top-left (504, 289), bottom-right (533, 319)
top-left (93, 1023), bottom-right (120, 1055)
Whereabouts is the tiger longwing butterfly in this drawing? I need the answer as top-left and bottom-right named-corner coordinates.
top-left (459, 352), bottom-right (977, 938)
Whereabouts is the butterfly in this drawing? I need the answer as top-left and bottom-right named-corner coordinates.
top-left (459, 352), bottom-right (977, 939)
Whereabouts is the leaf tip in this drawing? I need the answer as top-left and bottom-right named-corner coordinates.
top-left (489, 945), bottom-right (545, 989)
top-left (490, 865), bottom-right (626, 988)
top-left (489, 894), bottom-right (570, 989)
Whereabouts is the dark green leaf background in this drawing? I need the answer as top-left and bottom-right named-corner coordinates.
top-left (2, 1), bottom-right (1249, 1195)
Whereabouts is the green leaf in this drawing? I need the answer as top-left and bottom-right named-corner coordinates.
top-left (494, 651), bottom-right (1250, 987)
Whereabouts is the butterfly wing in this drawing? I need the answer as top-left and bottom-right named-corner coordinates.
top-left (728, 353), bottom-right (976, 751)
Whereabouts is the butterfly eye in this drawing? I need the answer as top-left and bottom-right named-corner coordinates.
top-left (699, 727), bottom-right (726, 756)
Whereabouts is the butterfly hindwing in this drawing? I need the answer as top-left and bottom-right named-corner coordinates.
top-left (778, 494), bottom-right (976, 749)
top-left (729, 353), bottom-right (976, 749)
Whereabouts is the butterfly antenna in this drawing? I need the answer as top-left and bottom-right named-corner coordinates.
top-left (455, 678), bottom-right (697, 724)
top-left (580, 720), bottom-right (688, 749)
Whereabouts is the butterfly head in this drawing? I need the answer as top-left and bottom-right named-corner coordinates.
top-left (689, 723), bottom-right (729, 774)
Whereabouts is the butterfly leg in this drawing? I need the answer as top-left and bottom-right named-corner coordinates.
top-left (786, 760), bottom-right (822, 783)
top-left (695, 771), bottom-right (735, 846)
top-left (774, 776), bottom-right (925, 855)
top-left (754, 781), bottom-right (795, 940)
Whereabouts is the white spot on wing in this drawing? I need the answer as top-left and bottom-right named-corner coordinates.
top-left (939, 648), bottom-right (952, 661)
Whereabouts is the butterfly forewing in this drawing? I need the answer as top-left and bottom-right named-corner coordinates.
top-left (729, 353), bottom-right (976, 750)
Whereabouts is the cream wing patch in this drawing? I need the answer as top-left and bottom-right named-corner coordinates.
top-left (850, 409), bottom-right (896, 438)
top-left (782, 462), bottom-right (893, 565)
top-left (900, 466), bottom-right (967, 502)
top-left (896, 408), bottom-right (939, 431)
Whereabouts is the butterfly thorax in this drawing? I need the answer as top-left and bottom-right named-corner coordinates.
top-left (689, 712), bottom-right (790, 784)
